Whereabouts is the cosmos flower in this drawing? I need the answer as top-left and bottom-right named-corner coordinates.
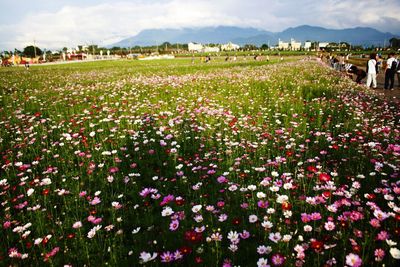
top-left (345, 253), bottom-right (362, 267)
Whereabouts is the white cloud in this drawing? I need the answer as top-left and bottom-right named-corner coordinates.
top-left (0, 0), bottom-right (399, 50)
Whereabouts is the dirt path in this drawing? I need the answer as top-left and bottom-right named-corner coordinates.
top-left (370, 72), bottom-right (400, 103)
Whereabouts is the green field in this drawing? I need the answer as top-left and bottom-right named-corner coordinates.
top-left (0, 58), bottom-right (399, 266)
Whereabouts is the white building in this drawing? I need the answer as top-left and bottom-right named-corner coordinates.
top-left (203, 46), bottom-right (220, 53)
top-left (278, 39), bottom-right (289, 50)
top-left (188, 42), bottom-right (204, 52)
top-left (290, 38), bottom-right (301, 50)
top-left (318, 42), bottom-right (330, 50)
top-left (221, 42), bottom-right (240, 51)
top-left (304, 42), bottom-right (312, 50)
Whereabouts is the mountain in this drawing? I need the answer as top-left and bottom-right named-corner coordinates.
top-left (110, 25), bottom-right (398, 47)
top-left (276, 25), bottom-right (395, 46)
top-left (111, 26), bottom-right (271, 47)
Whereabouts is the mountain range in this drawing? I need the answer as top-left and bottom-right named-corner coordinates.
top-left (110, 25), bottom-right (398, 48)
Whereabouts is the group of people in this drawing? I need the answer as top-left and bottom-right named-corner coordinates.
top-left (341, 53), bottom-right (400, 90)
top-left (364, 52), bottom-right (399, 90)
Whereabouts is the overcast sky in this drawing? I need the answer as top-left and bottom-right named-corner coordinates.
top-left (0, 0), bottom-right (399, 50)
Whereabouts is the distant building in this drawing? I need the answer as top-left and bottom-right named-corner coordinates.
top-left (278, 39), bottom-right (289, 50)
top-left (318, 42), bottom-right (330, 50)
top-left (278, 38), bottom-right (301, 50)
top-left (203, 46), bottom-right (220, 53)
top-left (290, 38), bottom-right (301, 50)
top-left (188, 42), bottom-right (204, 52)
top-left (221, 42), bottom-right (240, 51)
top-left (188, 42), bottom-right (220, 53)
top-left (304, 41), bottom-right (312, 50)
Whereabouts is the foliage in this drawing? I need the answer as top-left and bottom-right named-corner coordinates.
top-left (389, 38), bottom-right (400, 48)
top-left (23, 46), bottom-right (43, 57)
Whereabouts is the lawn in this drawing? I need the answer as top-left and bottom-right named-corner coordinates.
top-left (0, 57), bottom-right (399, 266)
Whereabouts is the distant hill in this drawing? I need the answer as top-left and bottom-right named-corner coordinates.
top-left (111, 26), bottom-right (271, 47)
top-left (110, 25), bottom-right (398, 47)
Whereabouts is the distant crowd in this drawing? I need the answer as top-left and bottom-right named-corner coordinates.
top-left (323, 53), bottom-right (400, 90)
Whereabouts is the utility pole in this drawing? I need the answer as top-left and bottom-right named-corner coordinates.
top-left (34, 39), bottom-right (37, 58)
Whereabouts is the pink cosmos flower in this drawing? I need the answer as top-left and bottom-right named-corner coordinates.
top-left (376, 230), bottom-right (389, 241)
top-left (3, 221), bottom-right (11, 229)
top-left (169, 220), bottom-right (179, 231)
top-left (160, 251), bottom-right (174, 262)
top-left (369, 218), bottom-right (381, 228)
top-left (271, 253), bottom-right (285, 266)
top-left (72, 221), bottom-right (82, 229)
top-left (324, 221), bottom-right (335, 231)
top-left (345, 253), bottom-right (362, 267)
top-left (258, 200), bottom-right (269, 208)
top-left (217, 176), bottom-right (228, 183)
top-left (269, 232), bottom-right (282, 243)
top-left (374, 248), bottom-right (385, 261)
top-left (89, 196), bottom-right (101, 205)
top-left (301, 213), bottom-right (311, 223)
top-left (239, 230), bottom-right (250, 239)
top-left (310, 212), bottom-right (322, 221)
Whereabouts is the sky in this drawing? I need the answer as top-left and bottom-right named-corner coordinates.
top-left (0, 0), bottom-right (399, 50)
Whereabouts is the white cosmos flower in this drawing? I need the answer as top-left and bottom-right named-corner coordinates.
top-left (139, 252), bottom-right (158, 263)
top-left (390, 247), bottom-right (400, 259)
top-left (26, 188), bottom-right (34, 196)
top-left (256, 192), bottom-right (266, 198)
top-left (161, 206), bottom-right (174, 217)
top-left (191, 204), bottom-right (202, 213)
top-left (387, 239), bottom-right (398, 247)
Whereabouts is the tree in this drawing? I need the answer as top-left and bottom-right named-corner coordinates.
top-left (260, 44), bottom-right (269, 50)
top-left (23, 46), bottom-right (43, 57)
top-left (243, 44), bottom-right (258, 51)
top-left (389, 38), bottom-right (400, 48)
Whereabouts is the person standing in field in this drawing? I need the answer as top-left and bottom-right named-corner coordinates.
top-left (366, 53), bottom-right (378, 88)
top-left (384, 53), bottom-right (397, 90)
top-left (396, 54), bottom-right (400, 88)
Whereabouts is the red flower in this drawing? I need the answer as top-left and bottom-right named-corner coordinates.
top-left (229, 117), bottom-right (238, 127)
top-left (281, 202), bottom-right (292, 210)
top-left (310, 240), bottom-right (324, 252)
top-left (42, 188), bottom-right (50, 196)
top-left (285, 150), bottom-right (293, 157)
top-left (307, 166), bottom-right (317, 173)
top-left (42, 237), bottom-right (49, 246)
top-left (352, 245), bottom-right (361, 253)
top-left (175, 198), bottom-right (185, 206)
top-left (184, 230), bottom-right (202, 243)
top-left (365, 193), bottom-right (376, 200)
top-left (322, 191), bottom-right (331, 199)
top-left (195, 257), bottom-right (203, 264)
top-left (232, 218), bottom-right (241, 225)
top-left (319, 173), bottom-right (331, 182)
top-left (179, 246), bottom-right (192, 255)
top-left (67, 233), bottom-right (75, 239)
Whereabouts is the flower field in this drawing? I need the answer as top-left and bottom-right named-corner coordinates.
top-left (0, 58), bottom-right (399, 266)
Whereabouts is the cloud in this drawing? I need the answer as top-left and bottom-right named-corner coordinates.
top-left (0, 0), bottom-right (399, 50)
